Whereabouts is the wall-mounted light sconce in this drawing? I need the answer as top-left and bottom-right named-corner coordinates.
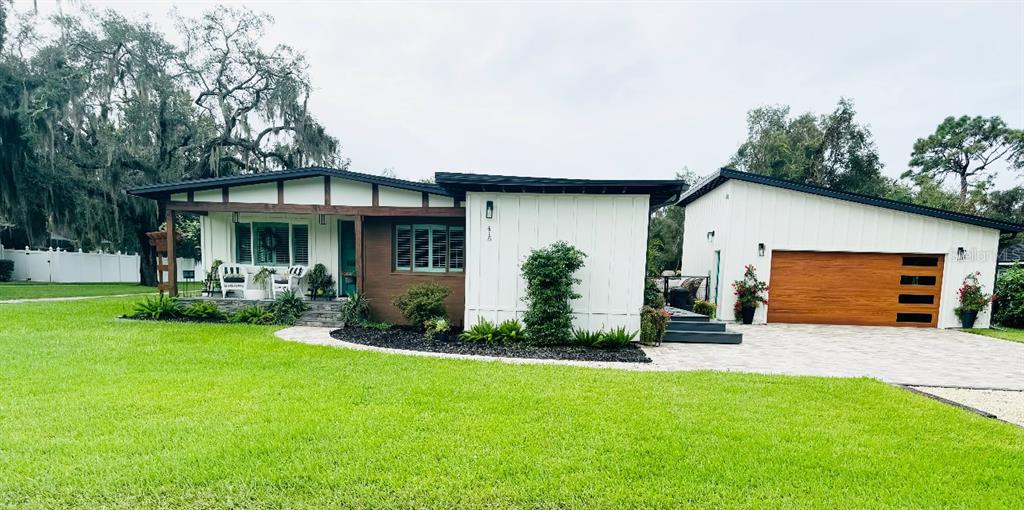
top-left (319, 214), bottom-right (327, 226)
top-left (231, 212), bottom-right (239, 224)
top-left (758, 243), bottom-right (766, 257)
top-left (485, 200), bottom-right (494, 219)
top-left (957, 247), bottom-right (966, 261)
top-left (706, 230), bottom-right (715, 242)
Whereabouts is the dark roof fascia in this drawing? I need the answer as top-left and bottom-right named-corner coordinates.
top-left (678, 168), bottom-right (1024, 234)
top-left (127, 167), bottom-right (450, 199)
top-left (434, 172), bottom-right (689, 208)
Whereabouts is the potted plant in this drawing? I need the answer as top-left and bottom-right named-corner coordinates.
top-left (247, 266), bottom-right (275, 300)
top-left (955, 271), bottom-right (991, 329)
top-left (732, 264), bottom-right (768, 325)
top-left (306, 263), bottom-right (336, 300)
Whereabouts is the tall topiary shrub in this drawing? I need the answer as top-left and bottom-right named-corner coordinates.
top-left (994, 264), bottom-right (1024, 327)
top-left (521, 241), bottom-right (587, 345)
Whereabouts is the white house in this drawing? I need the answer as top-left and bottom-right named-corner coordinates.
top-left (679, 169), bottom-right (1022, 329)
top-left (128, 168), bottom-right (687, 331)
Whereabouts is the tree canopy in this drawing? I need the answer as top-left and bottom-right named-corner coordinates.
top-left (0, 5), bottom-right (344, 283)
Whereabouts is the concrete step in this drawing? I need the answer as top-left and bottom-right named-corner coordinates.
top-left (662, 330), bottom-right (742, 344)
top-left (670, 314), bottom-right (710, 323)
top-left (667, 321), bottom-right (727, 332)
top-left (295, 321), bottom-right (344, 328)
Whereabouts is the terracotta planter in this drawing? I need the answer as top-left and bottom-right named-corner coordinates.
top-left (741, 305), bottom-right (756, 325)
top-left (959, 310), bottom-right (978, 329)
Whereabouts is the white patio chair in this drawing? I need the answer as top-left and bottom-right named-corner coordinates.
top-left (220, 264), bottom-right (250, 298)
top-left (272, 266), bottom-right (307, 299)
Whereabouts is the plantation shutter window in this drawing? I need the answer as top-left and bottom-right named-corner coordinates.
top-left (235, 223), bottom-right (252, 264)
top-left (395, 225), bottom-right (412, 270)
top-left (254, 223), bottom-right (290, 266)
top-left (449, 227), bottom-right (464, 272)
top-left (292, 225), bottom-right (309, 266)
top-left (393, 224), bottom-right (461, 273)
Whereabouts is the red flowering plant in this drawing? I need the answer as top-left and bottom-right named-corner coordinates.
top-left (954, 271), bottom-right (992, 315)
top-left (732, 264), bottom-right (769, 320)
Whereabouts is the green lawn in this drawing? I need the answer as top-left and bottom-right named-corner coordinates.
top-left (1, 298), bottom-right (1021, 509)
top-left (0, 282), bottom-right (156, 300)
top-left (966, 327), bottom-right (1024, 344)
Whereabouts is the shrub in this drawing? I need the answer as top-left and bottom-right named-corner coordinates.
top-left (732, 264), bottom-right (769, 320)
top-left (639, 306), bottom-right (671, 346)
top-left (593, 326), bottom-right (637, 348)
top-left (392, 283), bottom-right (450, 329)
top-left (340, 292), bottom-right (371, 324)
top-left (571, 328), bottom-right (604, 347)
top-left (995, 264), bottom-right (1024, 327)
top-left (644, 279), bottom-right (665, 309)
top-left (270, 290), bottom-right (308, 325)
top-left (460, 319), bottom-right (499, 343)
top-left (693, 299), bottom-right (716, 319)
top-left (130, 296), bottom-right (182, 320)
top-left (496, 319), bottom-right (525, 343)
top-left (181, 301), bottom-right (225, 321)
top-left (521, 241), bottom-right (587, 345)
top-left (0, 259), bottom-right (13, 282)
top-left (231, 305), bottom-right (275, 325)
top-left (424, 316), bottom-right (450, 341)
top-left (203, 259), bottom-right (223, 292)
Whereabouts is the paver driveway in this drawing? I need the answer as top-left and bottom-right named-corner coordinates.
top-left (646, 324), bottom-right (1024, 390)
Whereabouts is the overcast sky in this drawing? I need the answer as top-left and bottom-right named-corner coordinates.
top-left (18, 0), bottom-right (1024, 188)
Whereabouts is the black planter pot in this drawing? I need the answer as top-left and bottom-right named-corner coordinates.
top-left (959, 310), bottom-right (979, 329)
top-left (741, 305), bottom-right (756, 325)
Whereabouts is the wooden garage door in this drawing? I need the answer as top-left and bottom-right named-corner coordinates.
top-left (767, 251), bottom-right (943, 327)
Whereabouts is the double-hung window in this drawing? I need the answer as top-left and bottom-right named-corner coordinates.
top-left (394, 224), bottom-right (464, 273)
top-left (234, 221), bottom-right (309, 266)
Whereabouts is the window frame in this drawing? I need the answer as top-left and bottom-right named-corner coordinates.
top-left (234, 220), bottom-right (310, 267)
top-left (393, 223), bottom-right (464, 274)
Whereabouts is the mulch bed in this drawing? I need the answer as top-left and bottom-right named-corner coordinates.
top-left (330, 326), bottom-right (652, 363)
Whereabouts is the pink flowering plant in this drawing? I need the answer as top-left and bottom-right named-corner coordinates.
top-left (954, 272), bottom-right (992, 315)
top-left (732, 264), bottom-right (769, 320)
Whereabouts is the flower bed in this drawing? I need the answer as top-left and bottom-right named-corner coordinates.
top-left (331, 325), bottom-right (652, 363)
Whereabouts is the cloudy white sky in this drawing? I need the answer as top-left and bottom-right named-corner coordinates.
top-left (18, 0), bottom-right (1024, 188)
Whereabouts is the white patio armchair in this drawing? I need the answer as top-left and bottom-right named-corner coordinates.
top-left (272, 266), bottom-right (307, 299)
top-left (219, 264), bottom-right (250, 298)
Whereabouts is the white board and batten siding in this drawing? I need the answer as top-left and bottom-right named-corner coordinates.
top-left (464, 192), bottom-right (650, 332)
top-left (680, 179), bottom-right (1001, 328)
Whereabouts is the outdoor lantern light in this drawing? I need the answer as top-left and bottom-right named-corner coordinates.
top-left (485, 200), bottom-right (494, 219)
top-left (706, 230), bottom-right (715, 242)
top-left (319, 214), bottom-right (327, 226)
top-left (231, 212), bottom-right (239, 224)
top-left (758, 243), bottom-right (766, 257)
top-left (957, 247), bottom-right (966, 260)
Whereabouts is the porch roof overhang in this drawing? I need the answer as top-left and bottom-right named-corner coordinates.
top-left (434, 172), bottom-right (689, 209)
top-left (126, 166), bottom-right (451, 201)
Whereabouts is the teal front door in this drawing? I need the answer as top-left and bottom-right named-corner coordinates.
top-left (338, 220), bottom-right (357, 297)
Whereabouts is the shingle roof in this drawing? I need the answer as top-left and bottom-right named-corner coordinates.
top-left (679, 168), bottom-right (1024, 234)
top-left (127, 166), bottom-right (450, 199)
top-left (434, 172), bottom-right (689, 208)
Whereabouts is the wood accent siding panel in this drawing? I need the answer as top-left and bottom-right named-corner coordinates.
top-left (361, 217), bottom-right (466, 325)
top-left (767, 251), bottom-right (944, 327)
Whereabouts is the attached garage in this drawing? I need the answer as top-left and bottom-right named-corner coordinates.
top-left (766, 251), bottom-right (944, 327)
top-left (678, 169), bottom-right (1023, 329)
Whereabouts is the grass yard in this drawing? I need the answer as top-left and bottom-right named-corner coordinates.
top-left (0, 282), bottom-right (155, 300)
top-left (966, 327), bottom-right (1024, 344)
top-left (1, 298), bottom-right (1022, 509)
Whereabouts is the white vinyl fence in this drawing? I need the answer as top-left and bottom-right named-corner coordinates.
top-left (0, 245), bottom-right (203, 283)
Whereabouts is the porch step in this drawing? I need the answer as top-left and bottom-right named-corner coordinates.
top-left (295, 320), bottom-right (345, 328)
top-left (667, 321), bottom-right (727, 332)
top-left (662, 330), bottom-right (742, 344)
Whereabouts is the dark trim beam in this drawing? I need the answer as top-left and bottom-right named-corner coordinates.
top-left (166, 201), bottom-right (466, 218)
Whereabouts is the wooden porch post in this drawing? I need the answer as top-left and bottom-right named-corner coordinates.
top-left (354, 213), bottom-right (363, 294)
top-left (165, 206), bottom-right (178, 297)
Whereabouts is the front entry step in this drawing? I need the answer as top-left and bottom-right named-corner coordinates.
top-left (663, 330), bottom-right (742, 344)
top-left (667, 321), bottom-right (727, 332)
